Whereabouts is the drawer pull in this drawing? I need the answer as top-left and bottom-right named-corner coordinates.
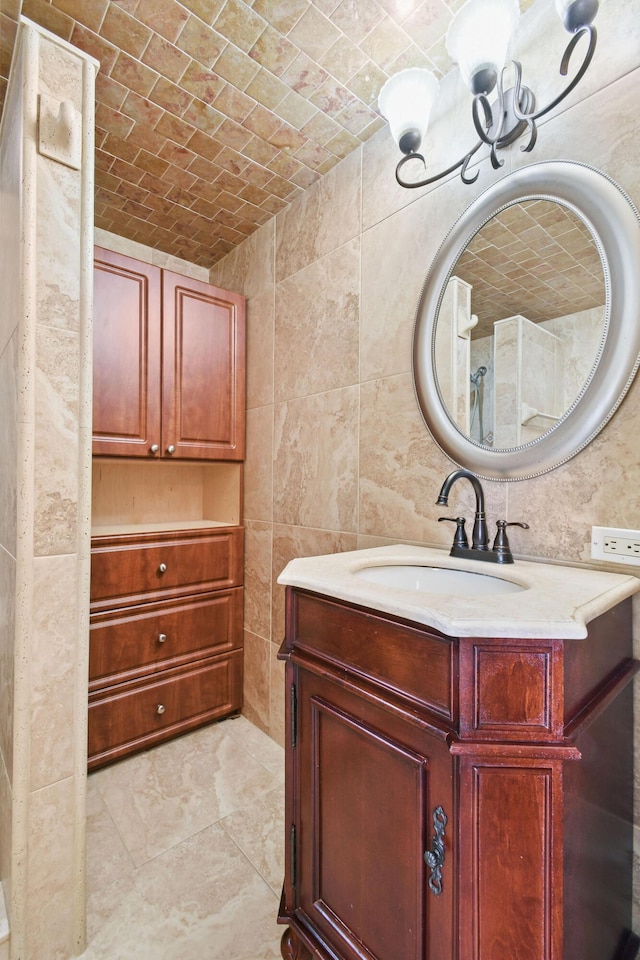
top-left (158, 563), bottom-right (167, 574)
top-left (156, 704), bottom-right (165, 715)
top-left (157, 633), bottom-right (167, 644)
top-left (166, 444), bottom-right (176, 455)
top-left (149, 443), bottom-right (159, 454)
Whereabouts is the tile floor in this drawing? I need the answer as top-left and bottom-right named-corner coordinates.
top-left (83, 716), bottom-right (285, 960)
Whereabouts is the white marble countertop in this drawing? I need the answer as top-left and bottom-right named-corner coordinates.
top-left (277, 545), bottom-right (640, 639)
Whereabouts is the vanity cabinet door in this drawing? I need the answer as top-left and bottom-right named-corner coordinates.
top-left (289, 666), bottom-right (454, 960)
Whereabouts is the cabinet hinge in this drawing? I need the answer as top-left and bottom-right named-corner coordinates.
top-left (290, 823), bottom-right (297, 888)
top-left (290, 682), bottom-right (297, 749)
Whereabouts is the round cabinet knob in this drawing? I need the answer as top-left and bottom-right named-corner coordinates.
top-left (149, 444), bottom-right (159, 454)
top-left (157, 633), bottom-right (167, 644)
top-left (158, 562), bottom-right (167, 574)
top-left (166, 445), bottom-right (176, 455)
top-left (156, 704), bottom-right (165, 715)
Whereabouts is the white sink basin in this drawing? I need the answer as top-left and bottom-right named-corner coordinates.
top-left (354, 565), bottom-right (526, 596)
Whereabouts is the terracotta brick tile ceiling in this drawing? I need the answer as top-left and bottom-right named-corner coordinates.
top-left (0, 0), bottom-right (467, 267)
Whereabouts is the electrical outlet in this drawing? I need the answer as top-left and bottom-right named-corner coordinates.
top-left (591, 526), bottom-right (640, 566)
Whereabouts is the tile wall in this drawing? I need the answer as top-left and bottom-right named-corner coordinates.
top-left (209, 0), bottom-right (640, 773)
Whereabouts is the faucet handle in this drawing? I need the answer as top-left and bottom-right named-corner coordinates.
top-left (438, 516), bottom-right (469, 549)
top-left (492, 520), bottom-right (529, 560)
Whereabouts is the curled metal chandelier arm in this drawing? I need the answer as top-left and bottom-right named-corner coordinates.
top-left (512, 25), bottom-right (597, 125)
top-left (395, 139), bottom-right (483, 189)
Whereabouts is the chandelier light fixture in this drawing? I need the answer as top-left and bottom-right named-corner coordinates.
top-left (378, 0), bottom-right (602, 189)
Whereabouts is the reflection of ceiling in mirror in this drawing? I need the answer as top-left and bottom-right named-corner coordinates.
top-left (454, 200), bottom-right (604, 339)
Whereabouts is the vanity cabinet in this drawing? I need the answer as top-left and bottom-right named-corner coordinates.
top-left (88, 526), bottom-right (243, 770)
top-left (278, 588), bottom-right (638, 960)
top-left (93, 246), bottom-right (245, 461)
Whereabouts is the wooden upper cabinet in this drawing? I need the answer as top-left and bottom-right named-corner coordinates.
top-left (93, 248), bottom-right (246, 461)
top-left (162, 270), bottom-right (245, 460)
top-left (93, 247), bottom-right (161, 458)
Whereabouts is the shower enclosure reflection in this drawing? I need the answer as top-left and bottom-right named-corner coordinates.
top-left (434, 199), bottom-right (605, 449)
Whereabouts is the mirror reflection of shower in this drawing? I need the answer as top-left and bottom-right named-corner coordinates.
top-left (469, 365), bottom-right (493, 446)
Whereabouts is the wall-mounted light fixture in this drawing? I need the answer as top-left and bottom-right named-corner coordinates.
top-left (378, 0), bottom-right (601, 189)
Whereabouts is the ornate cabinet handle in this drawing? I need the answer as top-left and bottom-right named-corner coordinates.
top-left (424, 805), bottom-right (447, 896)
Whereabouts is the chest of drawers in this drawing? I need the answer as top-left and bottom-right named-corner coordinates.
top-left (88, 526), bottom-right (243, 769)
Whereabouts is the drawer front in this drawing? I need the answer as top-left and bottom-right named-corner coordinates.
top-left (90, 527), bottom-right (243, 609)
top-left (89, 588), bottom-right (243, 687)
top-left (291, 591), bottom-right (455, 722)
top-left (88, 651), bottom-right (243, 769)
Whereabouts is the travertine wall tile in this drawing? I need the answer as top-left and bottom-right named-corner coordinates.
top-left (245, 405), bottom-right (274, 523)
top-left (25, 777), bottom-right (77, 960)
top-left (273, 385), bottom-right (359, 531)
top-left (34, 326), bottom-right (80, 557)
top-left (209, 218), bottom-right (275, 299)
top-left (244, 519), bottom-right (272, 640)
top-left (246, 288), bottom-right (275, 409)
top-left (0, 547), bottom-right (15, 786)
top-left (275, 238), bottom-right (360, 400)
top-left (29, 555), bottom-right (78, 790)
top-left (271, 524), bottom-right (358, 645)
top-left (241, 629), bottom-right (271, 734)
top-left (275, 148), bottom-right (361, 282)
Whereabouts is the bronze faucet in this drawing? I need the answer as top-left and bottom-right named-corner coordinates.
top-left (436, 469), bottom-right (528, 564)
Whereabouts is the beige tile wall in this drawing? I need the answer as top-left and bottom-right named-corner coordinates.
top-left (0, 20), bottom-right (96, 960)
top-left (209, 0), bottom-right (640, 766)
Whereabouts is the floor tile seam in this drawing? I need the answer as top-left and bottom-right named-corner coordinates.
top-left (91, 780), bottom-right (139, 873)
top-left (217, 817), bottom-right (284, 899)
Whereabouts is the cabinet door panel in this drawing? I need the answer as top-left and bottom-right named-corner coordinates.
top-left (162, 272), bottom-right (245, 460)
top-left (295, 669), bottom-right (454, 960)
top-left (93, 248), bottom-right (161, 457)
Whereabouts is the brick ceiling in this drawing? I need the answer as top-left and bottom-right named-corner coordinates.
top-left (0, 0), bottom-right (477, 268)
top-left (455, 199), bottom-right (605, 335)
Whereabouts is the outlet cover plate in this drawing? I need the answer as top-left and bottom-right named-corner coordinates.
top-left (591, 526), bottom-right (640, 566)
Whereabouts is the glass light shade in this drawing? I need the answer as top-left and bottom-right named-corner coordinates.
top-left (446, 0), bottom-right (520, 95)
top-left (555, 0), bottom-right (600, 32)
top-left (378, 68), bottom-right (439, 155)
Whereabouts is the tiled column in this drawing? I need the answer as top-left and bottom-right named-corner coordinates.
top-left (0, 19), bottom-right (96, 960)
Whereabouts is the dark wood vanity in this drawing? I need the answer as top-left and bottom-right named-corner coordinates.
top-left (278, 586), bottom-right (639, 960)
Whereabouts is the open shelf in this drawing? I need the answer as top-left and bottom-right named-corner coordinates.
top-left (91, 459), bottom-right (242, 537)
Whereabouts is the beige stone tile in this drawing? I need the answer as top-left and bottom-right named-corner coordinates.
top-left (271, 523), bottom-right (358, 643)
top-left (0, 742), bottom-right (11, 889)
top-left (25, 777), bottom-right (78, 960)
top-left (269, 648), bottom-right (286, 747)
top-left (505, 374), bottom-right (640, 566)
top-left (244, 405), bottom-right (274, 522)
top-left (0, 547), bottom-right (16, 780)
top-left (275, 148), bottom-right (361, 282)
top-left (511, 67), bottom-right (640, 209)
top-left (242, 629), bottom-right (271, 733)
top-left (273, 386), bottom-right (359, 531)
top-left (34, 326), bottom-right (79, 557)
top-left (275, 238), bottom-right (360, 401)
top-left (209, 218), bottom-right (274, 299)
top-left (360, 174), bottom-right (471, 382)
top-left (247, 288), bottom-right (275, 409)
top-left (220, 784), bottom-right (284, 895)
top-left (35, 157), bottom-right (80, 333)
top-left (0, 335), bottom-right (17, 556)
top-left (359, 372), bottom-right (507, 544)
top-left (244, 520), bottom-right (272, 639)
top-left (92, 719), bottom-right (281, 867)
top-left (29, 555), bottom-right (78, 790)
top-left (83, 820), bottom-right (282, 960)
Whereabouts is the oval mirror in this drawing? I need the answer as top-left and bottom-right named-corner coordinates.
top-left (413, 161), bottom-right (640, 480)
